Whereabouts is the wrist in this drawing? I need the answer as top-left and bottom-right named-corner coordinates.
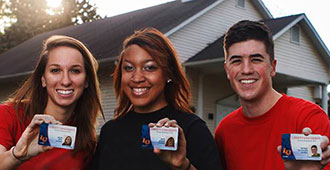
top-left (178, 158), bottom-right (191, 170)
top-left (10, 146), bottom-right (29, 162)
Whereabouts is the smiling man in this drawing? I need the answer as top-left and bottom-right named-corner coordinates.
top-left (214, 20), bottom-right (330, 170)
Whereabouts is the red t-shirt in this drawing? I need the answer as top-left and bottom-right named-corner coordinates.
top-left (215, 94), bottom-right (330, 170)
top-left (0, 103), bottom-right (90, 170)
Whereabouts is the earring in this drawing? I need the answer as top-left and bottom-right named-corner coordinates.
top-left (167, 79), bottom-right (172, 83)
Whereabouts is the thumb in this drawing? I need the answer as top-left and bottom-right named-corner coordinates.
top-left (321, 136), bottom-right (329, 150)
top-left (277, 145), bottom-right (282, 153)
top-left (302, 127), bottom-right (312, 136)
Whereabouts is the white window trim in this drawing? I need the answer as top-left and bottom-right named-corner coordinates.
top-left (236, 0), bottom-right (245, 8)
top-left (291, 25), bottom-right (300, 44)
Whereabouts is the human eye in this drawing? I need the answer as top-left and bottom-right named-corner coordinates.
top-left (70, 69), bottom-right (81, 74)
top-left (122, 64), bottom-right (134, 72)
top-left (229, 56), bottom-right (241, 65)
top-left (143, 64), bottom-right (158, 71)
top-left (251, 54), bottom-right (264, 63)
top-left (230, 59), bottom-right (241, 64)
top-left (50, 68), bottom-right (60, 73)
top-left (251, 57), bottom-right (263, 63)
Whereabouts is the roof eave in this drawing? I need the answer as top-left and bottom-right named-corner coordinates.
top-left (0, 71), bottom-right (32, 81)
top-left (184, 57), bottom-right (225, 67)
top-left (251, 0), bottom-right (273, 19)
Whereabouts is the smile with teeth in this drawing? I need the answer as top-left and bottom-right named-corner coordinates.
top-left (240, 79), bottom-right (256, 84)
top-left (132, 87), bottom-right (149, 95)
top-left (57, 89), bottom-right (74, 95)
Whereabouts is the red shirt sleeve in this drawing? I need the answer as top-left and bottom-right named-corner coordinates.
top-left (0, 104), bottom-right (22, 150)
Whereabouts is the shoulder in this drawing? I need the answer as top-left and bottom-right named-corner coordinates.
top-left (169, 109), bottom-right (203, 129)
top-left (217, 108), bottom-right (241, 128)
top-left (281, 95), bottom-right (329, 134)
top-left (0, 103), bottom-right (17, 117)
top-left (282, 94), bottom-right (319, 108)
top-left (100, 119), bottom-right (120, 132)
top-left (99, 114), bottom-right (132, 133)
top-left (281, 94), bottom-right (324, 115)
top-left (215, 107), bottom-right (241, 137)
top-left (0, 103), bottom-right (13, 112)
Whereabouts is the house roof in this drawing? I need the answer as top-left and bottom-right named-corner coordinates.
top-left (0, 0), bottom-right (219, 79)
top-left (186, 14), bottom-right (330, 65)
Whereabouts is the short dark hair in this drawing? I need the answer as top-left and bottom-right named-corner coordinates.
top-left (311, 145), bottom-right (317, 149)
top-left (224, 20), bottom-right (274, 61)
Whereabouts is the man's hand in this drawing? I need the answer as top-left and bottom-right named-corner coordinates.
top-left (277, 127), bottom-right (330, 170)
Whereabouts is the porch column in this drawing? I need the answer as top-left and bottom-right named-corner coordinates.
top-left (197, 73), bottom-right (204, 118)
top-left (322, 84), bottom-right (328, 114)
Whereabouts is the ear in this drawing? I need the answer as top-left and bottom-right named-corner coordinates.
top-left (41, 75), bottom-right (46, 87)
top-left (224, 63), bottom-right (230, 80)
top-left (270, 59), bottom-right (277, 77)
top-left (84, 81), bottom-right (89, 88)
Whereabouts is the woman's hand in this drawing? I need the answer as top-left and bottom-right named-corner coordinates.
top-left (149, 118), bottom-right (195, 170)
top-left (13, 114), bottom-right (61, 161)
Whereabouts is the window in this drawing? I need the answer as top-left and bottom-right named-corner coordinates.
top-left (237, 0), bottom-right (245, 8)
top-left (291, 25), bottom-right (300, 44)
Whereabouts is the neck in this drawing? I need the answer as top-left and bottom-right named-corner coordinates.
top-left (44, 104), bottom-right (75, 123)
top-left (240, 89), bottom-right (282, 118)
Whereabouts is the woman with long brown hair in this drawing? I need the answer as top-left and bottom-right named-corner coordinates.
top-left (92, 28), bottom-right (221, 170)
top-left (0, 35), bottom-right (103, 169)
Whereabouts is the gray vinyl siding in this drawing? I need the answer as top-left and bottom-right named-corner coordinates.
top-left (275, 24), bottom-right (329, 84)
top-left (168, 0), bottom-right (263, 63)
top-left (287, 86), bottom-right (314, 102)
top-left (170, 0), bottom-right (264, 132)
top-left (97, 67), bottom-right (116, 133)
top-left (203, 74), bottom-right (234, 133)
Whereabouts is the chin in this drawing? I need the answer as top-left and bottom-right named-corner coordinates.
top-left (56, 101), bottom-right (76, 107)
top-left (131, 101), bottom-right (149, 107)
top-left (238, 92), bottom-right (258, 101)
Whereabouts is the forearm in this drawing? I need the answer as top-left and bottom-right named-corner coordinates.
top-left (0, 147), bottom-right (24, 170)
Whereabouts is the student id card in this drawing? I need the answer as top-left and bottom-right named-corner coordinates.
top-left (281, 133), bottom-right (322, 161)
top-left (38, 123), bottom-right (77, 150)
top-left (141, 124), bottom-right (178, 151)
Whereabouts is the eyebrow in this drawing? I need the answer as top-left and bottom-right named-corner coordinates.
top-left (250, 53), bottom-right (264, 58)
top-left (48, 64), bottom-right (83, 68)
top-left (122, 59), bottom-right (155, 63)
top-left (228, 55), bottom-right (242, 61)
top-left (228, 53), bottom-right (264, 61)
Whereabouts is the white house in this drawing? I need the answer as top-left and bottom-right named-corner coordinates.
top-left (0, 0), bottom-right (329, 133)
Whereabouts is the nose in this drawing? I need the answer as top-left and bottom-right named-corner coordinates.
top-left (60, 72), bottom-right (72, 86)
top-left (241, 60), bottom-right (254, 74)
top-left (131, 69), bottom-right (146, 84)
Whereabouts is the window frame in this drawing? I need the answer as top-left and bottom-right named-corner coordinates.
top-left (237, 0), bottom-right (245, 8)
top-left (291, 25), bottom-right (300, 44)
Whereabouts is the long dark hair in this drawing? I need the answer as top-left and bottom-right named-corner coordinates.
top-left (113, 27), bottom-right (192, 119)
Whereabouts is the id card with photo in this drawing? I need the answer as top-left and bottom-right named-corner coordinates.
top-left (141, 124), bottom-right (178, 151)
top-left (38, 123), bottom-right (77, 150)
top-left (281, 133), bottom-right (322, 161)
